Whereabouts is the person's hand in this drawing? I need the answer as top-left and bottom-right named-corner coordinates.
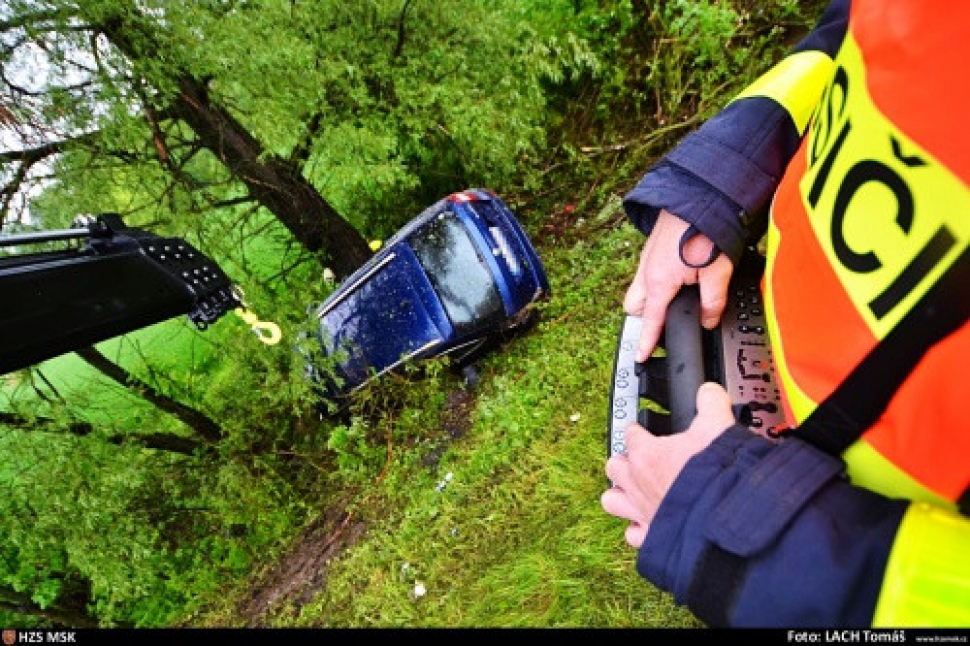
top-left (601, 382), bottom-right (736, 548)
top-left (624, 210), bottom-right (733, 362)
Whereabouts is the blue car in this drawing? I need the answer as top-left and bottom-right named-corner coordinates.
top-left (306, 189), bottom-right (550, 399)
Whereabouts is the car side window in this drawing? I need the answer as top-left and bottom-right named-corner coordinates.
top-left (410, 213), bottom-right (505, 334)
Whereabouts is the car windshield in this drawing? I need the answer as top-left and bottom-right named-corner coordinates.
top-left (410, 212), bottom-right (505, 334)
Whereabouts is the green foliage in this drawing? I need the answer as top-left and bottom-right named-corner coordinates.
top-left (326, 419), bottom-right (380, 483)
top-left (0, 0), bottom-right (826, 629)
top-left (0, 408), bottom-right (313, 626)
top-left (667, 0), bottom-right (739, 68)
top-left (21, 0), bottom-right (560, 246)
top-left (527, 0), bottom-right (823, 145)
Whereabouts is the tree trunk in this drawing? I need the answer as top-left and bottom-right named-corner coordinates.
top-left (74, 347), bottom-right (223, 444)
top-left (172, 76), bottom-right (373, 279)
top-left (97, 13), bottom-right (373, 279)
top-left (0, 412), bottom-right (205, 456)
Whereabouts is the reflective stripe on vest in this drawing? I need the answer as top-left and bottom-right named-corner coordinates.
top-left (764, 2), bottom-right (970, 505)
top-left (873, 503), bottom-right (970, 627)
top-left (729, 50), bottom-right (835, 134)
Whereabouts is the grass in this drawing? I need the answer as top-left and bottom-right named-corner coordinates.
top-left (189, 195), bottom-right (704, 628)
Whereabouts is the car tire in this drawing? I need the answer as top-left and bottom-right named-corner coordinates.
top-left (461, 364), bottom-right (480, 389)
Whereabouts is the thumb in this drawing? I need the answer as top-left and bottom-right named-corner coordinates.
top-left (695, 381), bottom-right (734, 422)
top-left (684, 382), bottom-right (736, 449)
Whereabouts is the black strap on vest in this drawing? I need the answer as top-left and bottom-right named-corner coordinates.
top-left (785, 246), bottom-right (969, 456)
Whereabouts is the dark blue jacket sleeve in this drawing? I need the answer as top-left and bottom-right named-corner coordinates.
top-left (622, 0), bottom-right (850, 265)
top-left (638, 427), bottom-right (907, 627)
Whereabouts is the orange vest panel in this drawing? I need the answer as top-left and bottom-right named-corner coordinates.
top-left (767, 0), bottom-right (970, 503)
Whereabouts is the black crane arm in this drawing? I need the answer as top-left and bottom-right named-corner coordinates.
top-left (0, 214), bottom-right (240, 375)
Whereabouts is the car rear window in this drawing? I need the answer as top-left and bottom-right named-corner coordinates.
top-left (410, 213), bottom-right (505, 334)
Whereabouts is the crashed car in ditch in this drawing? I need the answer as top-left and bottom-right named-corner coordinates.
top-left (304, 189), bottom-right (550, 400)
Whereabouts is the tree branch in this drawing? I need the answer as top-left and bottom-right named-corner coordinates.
top-left (0, 411), bottom-right (206, 455)
top-left (0, 131), bottom-right (99, 164)
top-left (74, 346), bottom-right (223, 444)
top-left (0, 10), bottom-right (71, 33)
top-left (0, 105), bottom-right (16, 128)
top-left (0, 132), bottom-right (99, 225)
top-left (289, 111), bottom-right (324, 168)
top-left (392, 0), bottom-right (414, 60)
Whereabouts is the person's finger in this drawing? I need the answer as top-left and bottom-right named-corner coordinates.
top-left (680, 227), bottom-right (717, 267)
top-left (601, 487), bottom-right (645, 525)
top-left (623, 244), bottom-right (652, 315)
top-left (625, 522), bottom-right (648, 548)
top-left (698, 256), bottom-right (732, 329)
top-left (604, 453), bottom-right (631, 488)
top-left (623, 421), bottom-right (654, 457)
top-left (637, 276), bottom-right (680, 362)
top-left (623, 277), bottom-right (647, 316)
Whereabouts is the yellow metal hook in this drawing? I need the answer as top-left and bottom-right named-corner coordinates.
top-left (234, 307), bottom-right (282, 345)
top-left (230, 286), bottom-right (281, 345)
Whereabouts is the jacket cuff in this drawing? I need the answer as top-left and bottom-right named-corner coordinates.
top-left (623, 164), bottom-right (748, 266)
